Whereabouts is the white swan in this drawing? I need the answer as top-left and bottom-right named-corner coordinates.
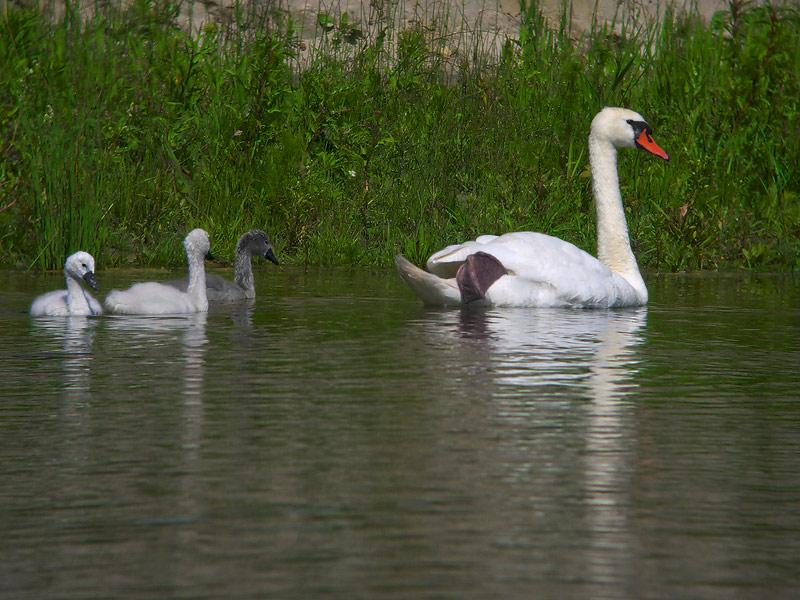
top-left (395, 106), bottom-right (669, 308)
top-left (30, 251), bottom-right (103, 316)
top-left (165, 229), bottom-right (278, 302)
top-left (105, 228), bottom-right (212, 315)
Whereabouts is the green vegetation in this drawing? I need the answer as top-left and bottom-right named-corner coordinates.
top-left (0, 0), bottom-right (798, 270)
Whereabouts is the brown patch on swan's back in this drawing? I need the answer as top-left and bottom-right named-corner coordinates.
top-left (456, 252), bottom-right (507, 304)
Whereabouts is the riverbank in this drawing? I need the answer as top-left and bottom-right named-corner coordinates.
top-left (1, 1), bottom-right (798, 270)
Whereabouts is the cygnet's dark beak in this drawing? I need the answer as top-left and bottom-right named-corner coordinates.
top-left (82, 271), bottom-right (99, 290)
top-left (264, 247), bottom-right (279, 265)
top-left (206, 250), bottom-right (215, 261)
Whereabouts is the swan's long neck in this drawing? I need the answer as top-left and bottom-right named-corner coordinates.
top-left (186, 251), bottom-right (208, 311)
top-left (234, 248), bottom-right (256, 298)
top-left (65, 274), bottom-right (92, 314)
top-left (589, 136), bottom-right (646, 296)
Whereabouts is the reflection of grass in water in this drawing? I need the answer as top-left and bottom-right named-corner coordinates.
top-left (0, 0), bottom-right (798, 271)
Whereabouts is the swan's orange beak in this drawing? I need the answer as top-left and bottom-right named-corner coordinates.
top-left (635, 130), bottom-right (669, 161)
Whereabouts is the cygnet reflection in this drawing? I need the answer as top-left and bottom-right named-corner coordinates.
top-left (31, 315), bottom-right (98, 403)
top-left (104, 313), bottom-right (208, 404)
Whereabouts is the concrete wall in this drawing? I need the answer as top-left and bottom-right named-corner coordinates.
top-left (9, 0), bottom-right (733, 36)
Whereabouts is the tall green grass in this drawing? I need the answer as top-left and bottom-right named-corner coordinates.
top-left (0, 0), bottom-right (798, 270)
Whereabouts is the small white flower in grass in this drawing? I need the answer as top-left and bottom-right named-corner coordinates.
top-left (348, 170), bottom-right (356, 178)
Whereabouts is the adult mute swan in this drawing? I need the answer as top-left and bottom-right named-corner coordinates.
top-left (395, 106), bottom-right (669, 308)
top-left (105, 228), bottom-right (212, 315)
top-left (165, 229), bottom-right (279, 302)
top-left (30, 251), bottom-right (102, 316)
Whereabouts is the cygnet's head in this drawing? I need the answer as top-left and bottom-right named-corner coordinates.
top-left (65, 251), bottom-right (99, 290)
top-left (184, 228), bottom-right (211, 259)
top-left (238, 229), bottom-right (279, 265)
top-left (591, 107), bottom-right (669, 161)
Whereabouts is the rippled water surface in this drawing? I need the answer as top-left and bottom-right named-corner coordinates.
top-left (1, 267), bottom-right (799, 599)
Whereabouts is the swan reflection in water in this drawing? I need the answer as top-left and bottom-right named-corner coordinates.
top-left (30, 316), bottom-right (99, 403)
top-left (405, 306), bottom-right (647, 585)
top-left (104, 313), bottom-right (208, 454)
top-left (428, 307), bottom-right (646, 397)
top-left (104, 312), bottom-right (208, 405)
top-left (103, 314), bottom-right (208, 534)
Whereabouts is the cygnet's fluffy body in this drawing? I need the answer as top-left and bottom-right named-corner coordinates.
top-left (105, 229), bottom-right (211, 315)
top-left (167, 229), bottom-right (278, 302)
top-left (30, 251), bottom-right (102, 317)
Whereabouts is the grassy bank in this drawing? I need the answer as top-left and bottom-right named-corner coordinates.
top-left (1, 0), bottom-right (798, 271)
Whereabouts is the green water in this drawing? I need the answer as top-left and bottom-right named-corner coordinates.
top-left (1, 267), bottom-right (798, 598)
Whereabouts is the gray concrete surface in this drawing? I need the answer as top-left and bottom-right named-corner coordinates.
top-left (8, 0), bottom-right (740, 63)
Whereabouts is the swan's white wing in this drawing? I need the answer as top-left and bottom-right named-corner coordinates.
top-left (428, 232), bottom-right (603, 276)
top-left (427, 232), bottom-right (640, 307)
top-left (427, 237), bottom-right (499, 277)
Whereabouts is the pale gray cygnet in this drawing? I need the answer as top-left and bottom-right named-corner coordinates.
top-left (30, 251), bottom-right (102, 317)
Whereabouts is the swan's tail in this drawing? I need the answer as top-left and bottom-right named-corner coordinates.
top-left (394, 255), bottom-right (462, 306)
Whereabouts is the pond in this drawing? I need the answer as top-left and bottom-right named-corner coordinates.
top-left (1, 266), bottom-right (798, 598)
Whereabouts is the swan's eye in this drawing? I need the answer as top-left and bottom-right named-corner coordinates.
top-left (626, 119), bottom-right (649, 135)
